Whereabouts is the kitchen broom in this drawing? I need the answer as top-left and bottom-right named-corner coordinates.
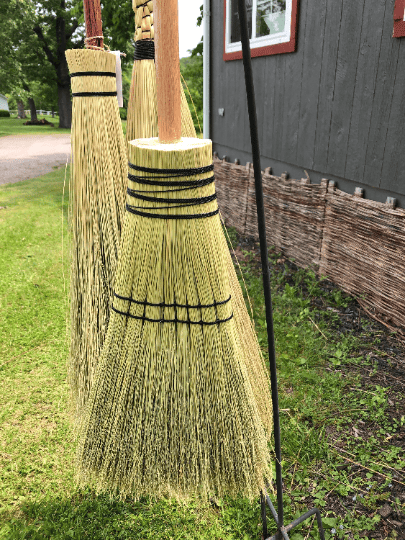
top-left (127, 0), bottom-right (196, 141)
top-left (76, 0), bottom-right (272, 501)
top-left (127, 0), bottom-right (273, 434)
top-left (65, 0), bottom-right (127, 420)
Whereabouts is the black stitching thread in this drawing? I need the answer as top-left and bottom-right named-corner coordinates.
top-left (126, 193), bottom-right (217, 209)
top-left (111, 305), bottom-right (233, 326)
top-left (129, 163), bottom-right (214, 177)
top-left (126, 206), bottom-right (219, 220)
top-left (128, 173), bottom-right (215, 188)
top-left (135, 0), bottom-right (151, 9)
top-left (114, 292), bottom-right (231, 309)
top-left (127, 176), bottom-right (215, 194)
top-left (72, 92), bottom-right (117, 97)
top-left (70, 72), bottom-right (116, 78)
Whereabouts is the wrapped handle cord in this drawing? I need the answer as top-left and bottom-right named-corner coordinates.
top-left (134, 39), bottom-right (155, 60)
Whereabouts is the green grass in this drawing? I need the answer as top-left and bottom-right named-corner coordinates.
top-left (1, 116), bottom-right (128, 140)
top-left (0, 171), bottom-right (403, 539)
top-left (0, 116), bottom-right (70, 138)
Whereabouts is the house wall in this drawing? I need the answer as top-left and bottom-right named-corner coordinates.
top-left (210, 0), bottom-right (405, 206)
top-left (0, 94), bottom-right (9, 111)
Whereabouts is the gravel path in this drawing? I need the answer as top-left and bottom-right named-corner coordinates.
top-left (0, 134), bottom-right (71, 185)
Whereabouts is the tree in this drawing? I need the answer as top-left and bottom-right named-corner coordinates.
top-left (32, 0), bottom-right (84, 128)
top-left (180, 5), bottom-right (203, 133)
top-left (0, 1), bottom-right (203, 129)
top-left (0, 0), bottom-right (84, 128)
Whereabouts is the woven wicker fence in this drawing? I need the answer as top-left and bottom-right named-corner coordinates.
top-left (214, 157), bottom-right (328, 268)
top-left (245, 169), bottom-right (328, 268)
top-left (214, 156), bottom-right (405, 334)
top-left (215, 158), bottom-right (251, 233)
top-left (320, 185), bottom-right (405, 333)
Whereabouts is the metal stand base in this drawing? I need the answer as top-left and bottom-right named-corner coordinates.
top-left (261, 492), bottom-right (325, 540)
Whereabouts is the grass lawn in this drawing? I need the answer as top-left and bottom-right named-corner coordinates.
top-left (0, 168), bottom-right (404, 539)
top-left (0, 116), bottom-right (70, 138)
top-left (0, 116), bottom-right (127, 139)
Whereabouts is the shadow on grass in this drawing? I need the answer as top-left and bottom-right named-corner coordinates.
top-left (2, 491), bottom-right (261, 540)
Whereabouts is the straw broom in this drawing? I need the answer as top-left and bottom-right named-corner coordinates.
top-left (127, 0), bottom-right (273, 433)
top-left (127, 0), bottom-right (196, 141)
top-left (76, 0), bottom-right (272, 501)
top-left (65, 0), bottom-right (127, 420)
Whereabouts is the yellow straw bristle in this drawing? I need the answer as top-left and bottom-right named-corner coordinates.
top-left (128, 0), bottom-right (196, 142)
top-left (66, 48), bottom-right (128, 422)
top-left (126, 1), bottom-right (273, 437)
top-left (127, 59), bottom-right (196, 141)
top-left (76, 137), bottom-right (272, 501)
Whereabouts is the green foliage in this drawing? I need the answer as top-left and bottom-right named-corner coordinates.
top-left (0, 110), bottom-right (10, 117)
top-left (180, 55), bottom-right (203, 134)
top-left (119, 108), bottom-right (127, 121)
top-left (178, 4), bottom-right (204, 134)
top-left (0, 0), bottom-right (83, 124)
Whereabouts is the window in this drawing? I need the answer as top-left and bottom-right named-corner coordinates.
top-left (393, 0), bottom-right (405, 38)
top-left (223, 0), bottom-right (299, 61)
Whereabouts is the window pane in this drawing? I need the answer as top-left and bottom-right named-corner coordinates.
top-left (256, 0), bottom-right (287, 38)
top-left (230, 0), bottom-right (253, 43)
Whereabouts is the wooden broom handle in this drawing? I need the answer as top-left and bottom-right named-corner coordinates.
top-left (155, 0), bottom-right (182, 143)
top-left (83, 0), bottom-right (104, 49)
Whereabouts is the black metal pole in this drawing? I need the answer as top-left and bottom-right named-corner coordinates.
top-left (235, 0), bottom-right (284, 532)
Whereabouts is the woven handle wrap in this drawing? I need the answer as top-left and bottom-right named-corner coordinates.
top-left (133, 0), bottom-right (154, 42)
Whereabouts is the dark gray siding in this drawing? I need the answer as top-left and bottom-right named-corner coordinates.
top-left (210, 0), bottom-right (405, 206)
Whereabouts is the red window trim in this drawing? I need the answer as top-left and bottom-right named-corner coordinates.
top-left (223, 0), bottom-right (299, 61)
top-left (393, 0), bottom-right (405, 38)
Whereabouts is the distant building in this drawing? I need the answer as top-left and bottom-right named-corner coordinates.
top-left (0, 94), bottom-right (9, 111)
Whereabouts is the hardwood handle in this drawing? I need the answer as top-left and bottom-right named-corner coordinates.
top-left (83, 0), bottom-right (104, 49)
top-left (155, 0), bottom-right (182, 143)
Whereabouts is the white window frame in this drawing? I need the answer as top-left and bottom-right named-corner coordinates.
top-left (225, 0), bottom-right (293, 54)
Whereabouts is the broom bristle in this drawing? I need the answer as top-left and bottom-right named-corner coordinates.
top-left (127, 0), bottom-right (196, 142)
top-left (76, 137), bottom-right (272, 500)
top-left (126, 2), bottom-right (273, 434)
top-left (66, 48), bottom-right (128, 421)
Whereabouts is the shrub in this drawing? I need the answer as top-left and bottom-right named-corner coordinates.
top-left (119, 108), bottom-right (127, 120)
top-left (0, 110), bottom-right (10, 117)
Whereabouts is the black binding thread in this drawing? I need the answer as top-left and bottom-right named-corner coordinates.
top-left (129, 163), bottom-right (214, 177)
top-left (128, 173), bottom-right (215, 188)
top-left (127, 175), bottom-right (215, 194)
top-left (70, 71), bottom-right (116, 78)
top-left (127, 193), bottom-right (217, 211)
top-left (111, 305), bottom-right (233, 326)
top-left (114, 292), bottom-right (231, 309)
top-left (134, 39), bottom-right (155, 61)
top-left (126, 163), bottom-right (217, 220)
top-left (135, 0), bottom-right (151, 9)
top-left (126, 206), bottom-right (219, 220)
top-left (72, 91), bottom-right (117, 97)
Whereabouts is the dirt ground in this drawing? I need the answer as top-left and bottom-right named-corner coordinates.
top-left (0, 134), bottom-right (71, 185)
